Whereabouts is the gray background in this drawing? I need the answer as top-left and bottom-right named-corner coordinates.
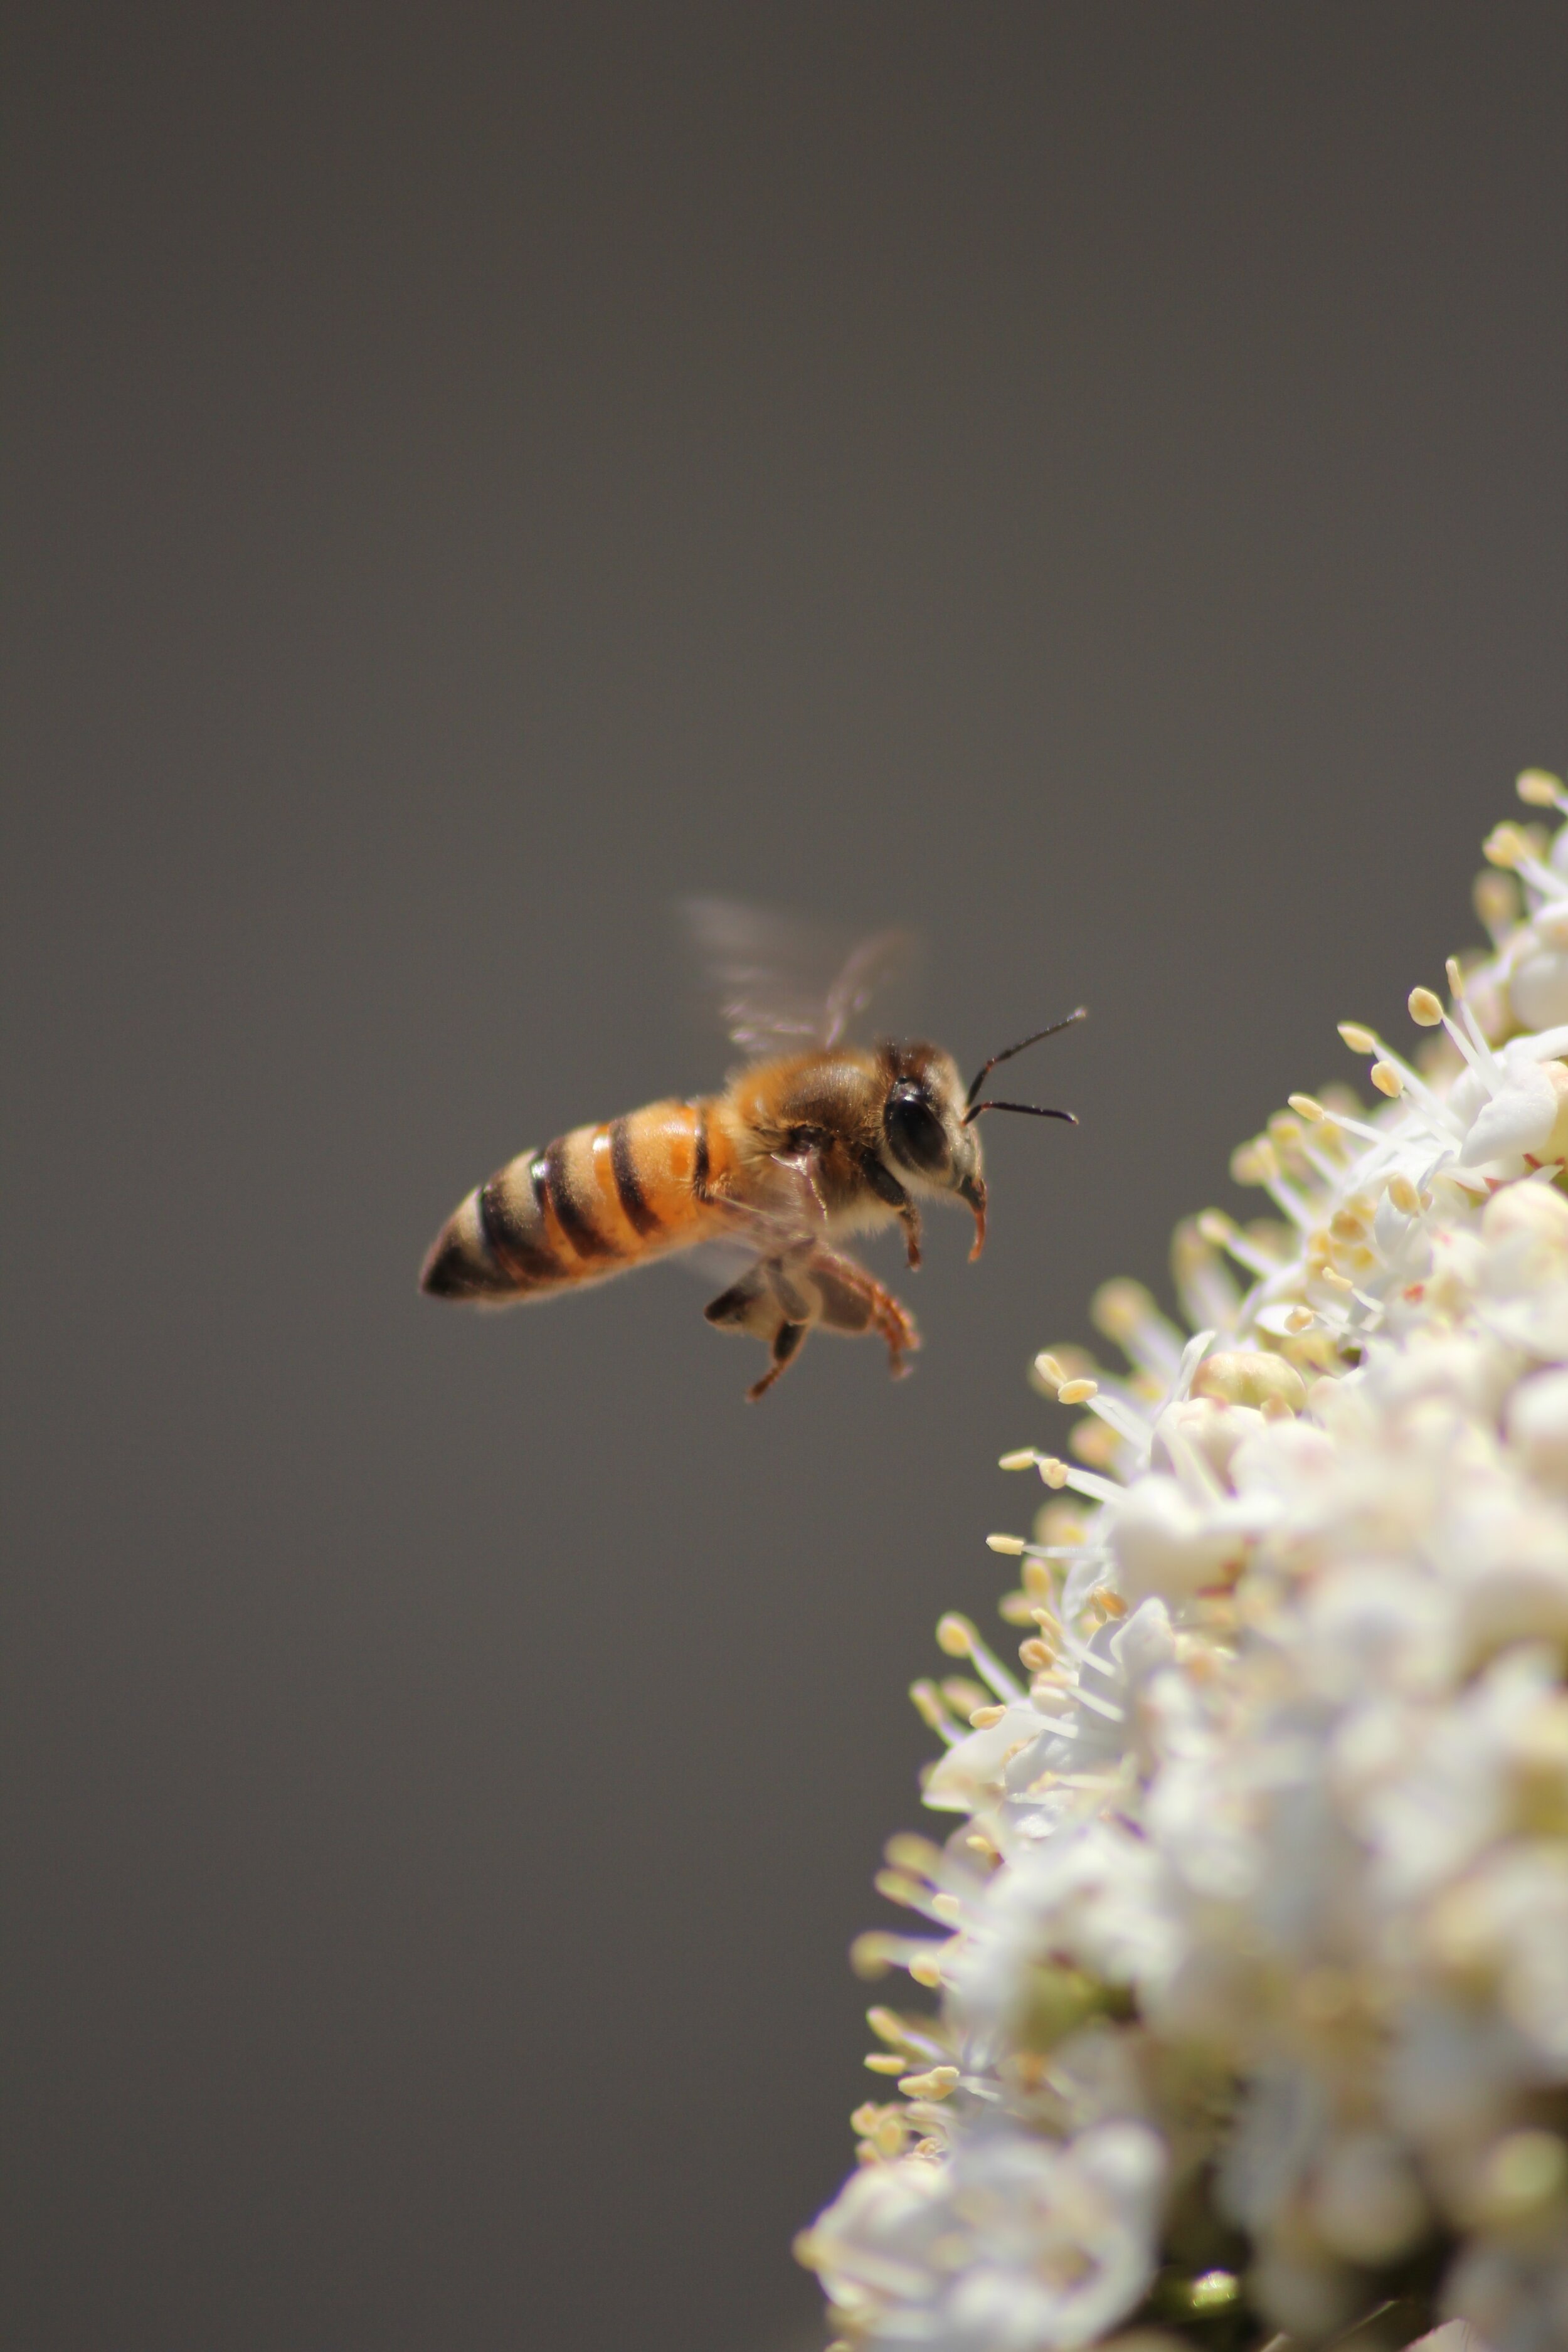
top-left (4, 6), bottom-right (1565, 2349)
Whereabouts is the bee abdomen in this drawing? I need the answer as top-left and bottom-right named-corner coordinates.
top-left (420, 1099), bottom-right (724, 1305)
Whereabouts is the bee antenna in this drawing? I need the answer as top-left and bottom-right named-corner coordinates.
top-left (964, 1008), bottom-right (1086, 1114)
top-left (964, 1099), bottom-right (1078, 1126)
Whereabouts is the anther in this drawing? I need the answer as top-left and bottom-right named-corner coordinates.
top-left (967, 1704), bottom-right (1006, 1729)
top-left (1370, 1060), bottom-right (1404, 1097)
top-left (936, 1613), bottom-right (977, 1657)
top-left (1517, 768), bottom-right (1566, 809)
top-left (1056, 1377), bottom-right (1098, 1406)
top-left (997, 1449), bottom-right (1036, 1472)
top-left (1036, 1456), bottom-right (1069, 1488)
top-left (1019, 1637), bottom-right (1054, 1671)
top-left (1338, 1022), bottom-right (1378, 1054)
top-left (1483, 821), bottom-right (1530, 870)
top-left (897, 2065), bottom-right (959, 2100)
top-left (1032, 1351), bottom-right (1067, 1391)
top-left (1408, 987), bottom-right (1444, 1027)
top-left (986, 1532), bottom-right (1027, 1554)
top-left (864, 2052), bottom-right (906, 2074)
top-left (908, 1952), bottom-right (944, 1989)
top-left (1288, 1093), bottom-right (1325, 1122)
top-left (1387, 1172), bottom-right (1421, 1216)
top-left (1285, 1307), bottom-right (1315, 1331)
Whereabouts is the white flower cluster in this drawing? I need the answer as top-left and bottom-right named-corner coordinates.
top-left (798, 777), bottom-right (1568, 2352)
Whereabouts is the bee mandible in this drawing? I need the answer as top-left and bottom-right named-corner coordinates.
top-left (420, 904), bottom-right (1084, 1400)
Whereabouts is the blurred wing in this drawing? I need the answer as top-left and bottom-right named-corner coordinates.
top-left (681, 896), bottom-right (920, 1056)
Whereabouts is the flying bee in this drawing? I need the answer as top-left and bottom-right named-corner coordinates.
top-left (420, 903), bottom-right (1084, 1400)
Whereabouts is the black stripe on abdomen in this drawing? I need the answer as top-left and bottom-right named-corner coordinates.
top-left (610, 1117), bottom-right (662, 1237)
top-left (479, 1177), bottom-right (559, 1282)
top-left (692, 1104), bottom-right (711, 1201)
top-left (540, 1137), bottom-right (619, 1261)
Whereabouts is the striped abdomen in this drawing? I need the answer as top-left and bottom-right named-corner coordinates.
top-left (420, 1098), bottom-right (737, 1304)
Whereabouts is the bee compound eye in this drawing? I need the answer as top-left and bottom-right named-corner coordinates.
top-left (885, 1081), bottom-right (948, 1173)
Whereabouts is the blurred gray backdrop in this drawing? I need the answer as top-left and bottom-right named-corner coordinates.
top-left (4, 6), bottom-right (1565, 2349)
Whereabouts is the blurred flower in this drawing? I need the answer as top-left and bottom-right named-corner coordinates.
top-left (801, 775), bottom-right (1568, 2352)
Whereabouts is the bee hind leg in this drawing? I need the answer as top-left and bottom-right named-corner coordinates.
top-left (703, 1260), bottom-right (815, 1402)
top-left (746, 1320), bottom-right (808, 1402)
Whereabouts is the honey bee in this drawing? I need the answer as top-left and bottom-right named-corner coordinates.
top-left (420, 904), bottom-right (1083, 1400)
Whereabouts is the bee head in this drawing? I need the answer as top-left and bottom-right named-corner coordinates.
top-left (879, 1044), bottom-right (990, 1251)
top-left (879, 1011), bottom-right (1085, 1258)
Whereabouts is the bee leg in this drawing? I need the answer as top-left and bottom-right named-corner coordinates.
top-left (704, 1261), bottom-right (815, 1401)
top-left (746, 1320), bottom-right (808, 1402)
top-left (806, 1247), bottom-right (921, 1380)
top-left (861, 1153), bottom-right (923, 1269)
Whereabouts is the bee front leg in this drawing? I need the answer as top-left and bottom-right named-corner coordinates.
top-left (860, 1153), bottom-right (922, 1269)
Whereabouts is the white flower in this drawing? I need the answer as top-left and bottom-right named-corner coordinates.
top-left (800, 775), bottom-right (1568, 2352)
top-left (802, 2126), bottom-right (1166, 2352)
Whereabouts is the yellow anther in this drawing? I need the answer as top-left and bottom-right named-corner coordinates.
top-left (936, 1613), bottom-right (977, 1656)
top-left (886, 1833), bottom-right (941, 1873)
top-left (866, 2006), bottom-right (909, 2046)
top-left (849, 2101), bottom-right (886, 2137)
top-left (1338, 1022), bottom-right (1378, 1054)
top-left (1518, 767), bottom-right (1565, 808)
top-left (1036, 1456), bottom-right (1069, 1488)
top-left (908, 1680), bottom-right (947, 1734)
top-left (1229, 1142), bottom-right (1266, 1187)
top-left (997, 1449), bottom-right (1036, 1472)
top-left (1446, 955), bottom-right (1466, 999)
top-left (1032, 1352), bottom-right (1067, 1391)
top-left (898, 2065), bottom-right (959, 2100)
top-left (849, 1933), bottom-right (896, 1980)
top-left (1387, 1172), bottom-right (1421, 1216)
top-left (1484, 821), bottom-right (1530, 870)
top-left (872, 2116), bottom-right (908, 2159)
top-left (986, 1532), bottom-right (1027, 1554)
top-left (1191, 1350), bottom-right (1307, 1414)
top-left (874, 1868), bottom-right (922, 1907)
top-left (908, 1951), bottom-right (944, 1989)
top-left (1056, 1377), bottom-right (1098, 1406)
top-left (1408, 987), bottom-right (1445, 1026)
top-left (1089, 1277), bottom-right (1156, 1340)
top-left (1196, 1209), bottom-right (1235, 1246)
top-left (1088, 1585), bottom-right (1126, 1617)
top-left (1370, 1059), bottom-right (1404, 1097)
top-left (967, 1704), bottom-right (1006, 1730)
top-left (1285, 1306), bottom-right (1315, 1332)
top-left (1019, 1637), bottom-right (1054, 1671)
top-left (1320, 1267), bottom-right (1355, 1291)
top-left (1288, 1093), bottom-right (1325, 1122)
top-left (864, 2051), bottom-right (906, 2074)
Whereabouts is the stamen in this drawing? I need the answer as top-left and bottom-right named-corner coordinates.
top-left (1517, 767), bottom-right (1567, 810)
top-left (1370, 1061), bottom-right (1404, 1098)
top-left (1338, 1022), bottom-right (1379, 1054)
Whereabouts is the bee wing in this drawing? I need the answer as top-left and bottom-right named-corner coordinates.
top-left (669, 1155), bottom-right (831, 1289)
top-left (680, 897), bottom-right (920, 1056)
